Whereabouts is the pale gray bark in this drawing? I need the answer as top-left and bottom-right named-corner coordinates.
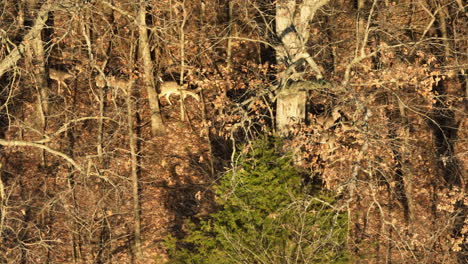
top-left (138, 1), bottom-right (165, 136)
top-left (275, 0), bottom-right (329, 134)
top-left (276, 88), bottom-right (306, 135)
top-left (80, 12), bottom-right (107, 163)
top-left (0, 139), bottom-right (82, 171)
top-left (436, 3), bottom-right (450, 59)
top-left (0, 1), bottom-right (51, 78)
top-left (179, 1), bottom-right (187, 121)
top-left (226, 0), bottom-right (234, 68)
top-left (0, 163), bottom-right (5, 247)
top-left (25, 1), bottom-right (50, 166)
top-left (125, 82), bottom-right (142, 258)
top-left (275, 0), bottom-right (328, 80)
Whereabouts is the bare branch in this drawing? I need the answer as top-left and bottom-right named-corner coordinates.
top-left (0, 1), bottom-right (51, 78)
top-left (0, 139), bottom-right (82, 172)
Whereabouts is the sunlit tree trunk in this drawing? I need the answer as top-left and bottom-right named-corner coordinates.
top-left (275, 0), bottom-right (328, 134)
top-left (226, 0), bottom-right (234, 68)
top-left (138, 0), bottom-right (165, 136)
top-left (179, 0), bottom-right (188, 121)
top-left (0, 1), bottom-right (50, 78)
top-left (28, 0), bottom-right (49, 166)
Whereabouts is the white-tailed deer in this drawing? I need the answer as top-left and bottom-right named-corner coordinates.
top-left (49, 69), bottom-right (74, 92)
top-left (95, 75), bottom-right (135, 93)
top-left (158, 81), bottom-right (200, 105)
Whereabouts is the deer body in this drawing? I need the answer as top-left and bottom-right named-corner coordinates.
top-left (95, 75), bottom-right (134, 92)
top-left (107, 76), bottom-right (134, 90)
top-left (49, 69), bottom-right (74, 92)
top-left (159, 81), bottom-right (199, 105)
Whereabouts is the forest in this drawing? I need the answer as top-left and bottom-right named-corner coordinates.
top-left (0, 0), bottom-right (466, 263)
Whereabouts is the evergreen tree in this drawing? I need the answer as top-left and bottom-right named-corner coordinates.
top-left (166, 136), bottom-right (349, 263)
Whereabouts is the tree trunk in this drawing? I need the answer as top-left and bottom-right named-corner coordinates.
top-left (126, 83), bottom-right (142, 258)
top-left (0, 163), bottom-right (5, 247)
top-left (226, 0), bottom-right (234, 68)
top-left (275, 0), bottom-right (327, 79)
top-left (179, 1), bottom-right (187, 121)
top-left (275, 0), bottom-right (328, 134)
top-left (276, 87), bottom-right (306, 136)
top-left (28, 1), bottom-right (49, 166)
top-left (0, 1), bottom-right (51, 78)
top-left (138, 1), bottom-right (165, 136)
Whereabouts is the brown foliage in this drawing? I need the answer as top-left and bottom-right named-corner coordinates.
top-left (0, 0), bottom-right (465, 263)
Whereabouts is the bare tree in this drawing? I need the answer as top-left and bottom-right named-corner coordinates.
top-left (27, 1), bottom-right (49, 167)
top-left (138, 0), bottom-right (165, 136)
top-left (0, 1), bottom-right (51, 78)
top-left (125, 78), bottom-right (142, 258)
top-left (274, 0), bottom-right (329, 134)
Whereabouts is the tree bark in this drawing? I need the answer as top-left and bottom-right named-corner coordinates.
top-left (30, 23), bottom-right (49, 167)
top-left (138, 1), bottom-right (165, 136)
top-left (0, 1), bottom-right (51, 78)
top-left (125, 83), bottom-right (142, 258)
top-left (0, 163), bottom-right (5, 247)
top-left (275, 84), bottom-right (306, 135)
top-left (179, 0), bottom-right (187, 121)
top-left (0, 139), bottom-right (82, 171)
top-left (226, 0), bottom-right (234, 68)
top-left (275, 0), bottom-right (329, 134)
top-left (275, 0), bottom-right (328, 80)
